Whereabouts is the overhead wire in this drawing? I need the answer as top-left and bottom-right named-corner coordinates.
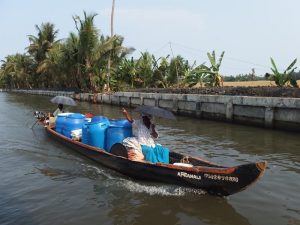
top-left (148, 41), bottom-right (275, 74)
top-left (153, 42), bottom-right (170, 54)
top-left (170, 41), bottom-right (270, 69)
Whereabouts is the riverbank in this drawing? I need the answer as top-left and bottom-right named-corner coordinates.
top-left (8, 89), bottom-right (300, 132)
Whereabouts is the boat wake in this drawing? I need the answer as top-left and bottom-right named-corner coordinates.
top-left (116, 180), bottom-right (207, 197)
top-left (82, 164), bottom-right (117, 180)
top-left (82, 164), bottom-right (206, 197)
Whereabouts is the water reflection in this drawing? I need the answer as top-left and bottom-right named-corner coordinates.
top-left (102, 184), bottom-right (251, 225)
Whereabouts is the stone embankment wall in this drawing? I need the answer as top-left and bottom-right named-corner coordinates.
top-left (10, 89), bottom-right (74, 97)
top-left (10, 89), bottom-right (300, 131)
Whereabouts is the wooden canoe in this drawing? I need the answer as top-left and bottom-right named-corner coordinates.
top-left (45, 126), bottom-right (267, 196)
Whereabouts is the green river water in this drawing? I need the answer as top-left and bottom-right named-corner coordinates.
top-left (0, 92), bottom-right (299, 225)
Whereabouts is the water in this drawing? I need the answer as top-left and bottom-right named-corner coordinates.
top-left (0, 92), bottom-right (299, 225)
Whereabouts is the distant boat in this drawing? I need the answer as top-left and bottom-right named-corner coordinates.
top-left (44, 124), bottom-right (267, 196)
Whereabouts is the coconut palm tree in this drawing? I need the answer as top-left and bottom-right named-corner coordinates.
top-left (73, 11), bottom-right (100, 91)
top-left (72, 11), bottom-right (132, 92)
top-left (0, 69), bottom-right (4, 88)
top-left (1, 55), bottom-right (18, 88)
top-left (37, 43), bottom-right (66, 88)
top-left (60, 32), bottom-right (82, 89)
top-left (27, 22), bottom-right (59, 87)
top-left (0, 54), bottom-right (34, 89)
top-left (107, 35), bottom-right (135, 89)
top-left (27, 23), bottom-right (59, 62)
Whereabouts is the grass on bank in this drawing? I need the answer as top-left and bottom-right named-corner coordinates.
top-left (223, 80), bottom-right (300, 87)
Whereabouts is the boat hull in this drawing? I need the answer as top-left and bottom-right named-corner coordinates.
top-left (46, 126), bottom-right (266, 196)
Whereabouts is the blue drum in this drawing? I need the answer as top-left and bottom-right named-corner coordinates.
top-left (81, 118), bottom-right (91, 145)
top-left (105, 119), bottom-right (133, 152)
top-left (55, 113), bottom-right (74, 134)
top-left (62, 113), bottom-right (85, 138)
top-left (82, 116), bottom-right (110, 149)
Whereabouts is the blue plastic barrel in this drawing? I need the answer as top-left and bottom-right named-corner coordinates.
top-left (55, 113), bottom-right (74, 134)
top-left (81, 118), bottom-right (91, 145)
top-left (62, 113), bottom-right (85, 138)
top-left (105, 119), bottom-right (133, 152)
top-left (82, 116), bottom-right (110, 149)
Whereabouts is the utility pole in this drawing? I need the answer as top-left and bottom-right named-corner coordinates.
top-left (111, 0), bottom-right (115, 36)
top-left (107, 0), bottom-right (115, 91)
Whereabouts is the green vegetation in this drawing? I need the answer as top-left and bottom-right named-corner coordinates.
top-left (0, 11), bottom-right (299, 91)
top-left (0, 12), bottom-right (133, 92)
top-left (185, 51), bottom-right (225, 87)
top-left (265, 58), bottom-right (298, 87)
top-left (224, 68), bottom-right (263, 82)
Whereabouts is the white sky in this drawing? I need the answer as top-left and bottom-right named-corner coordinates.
top-left (0, 0), bottom-right (299, 76)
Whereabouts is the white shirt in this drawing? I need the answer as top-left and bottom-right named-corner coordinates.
top-left (132, 119), bottom-right (156, 147)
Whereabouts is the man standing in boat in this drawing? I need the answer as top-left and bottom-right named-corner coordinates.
top-left (121, 108), bottom-right (169, 163)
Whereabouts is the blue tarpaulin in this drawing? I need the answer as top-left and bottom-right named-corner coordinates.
top-left (141, 144), bottom-right (169, 164)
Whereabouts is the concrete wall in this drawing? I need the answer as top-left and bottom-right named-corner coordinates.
top-left (8, 89), bottom-right (300, 131)
top-left (11, 89), bottom-right (74, 97)
top-left (104, 92), bottom-right (300, 131)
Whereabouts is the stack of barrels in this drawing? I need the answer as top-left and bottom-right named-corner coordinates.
top-left (55, 113), bottom-right (132, 152)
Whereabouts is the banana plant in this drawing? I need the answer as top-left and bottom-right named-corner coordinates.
top-left (265, 58), bottom-right (298, 87)
top-left (206, 51), bottom-right (225, 87)
top-left (185, 64), bottom-right (210, 87)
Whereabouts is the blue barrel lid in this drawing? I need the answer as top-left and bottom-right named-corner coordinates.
top-left (109, 119), bottom-right (132, 128)
top-left (57, 112), bottom-right (74, 117)
top-left (92, 116), bottom-right (107, 122)
top-left (89, 116), bottom-right (110, 125)
top-left (67, 113), bottom-right (85, 119)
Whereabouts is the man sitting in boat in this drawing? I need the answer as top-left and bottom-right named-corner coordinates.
top-left (121, 108), bottom-right (169, 163)
top-left (46, 104), bottom-right (64, 126)
top-left (53, 104), bottom-right (64, 117)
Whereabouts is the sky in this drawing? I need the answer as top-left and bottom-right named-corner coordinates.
top-left (0, 0), bottom-right (300, 76)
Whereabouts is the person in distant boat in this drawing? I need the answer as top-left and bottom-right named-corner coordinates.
top-left (53, 104), bottom-right (64, 117)
top-left (121, 108), bottom-right (169, 163)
